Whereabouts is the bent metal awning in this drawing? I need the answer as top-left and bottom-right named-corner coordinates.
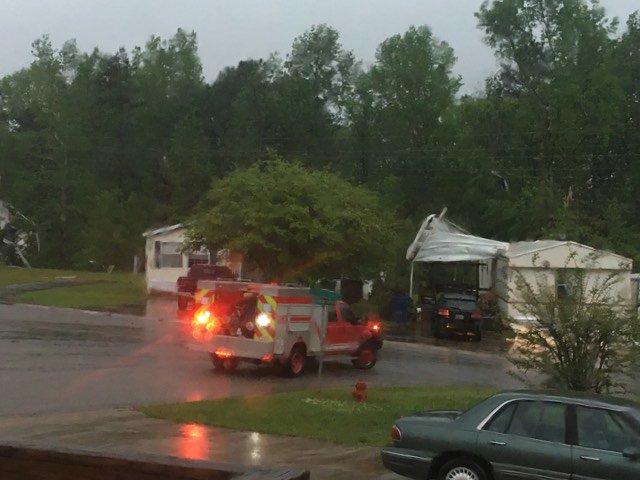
top-left (406, 211), bottom-right (508, 263)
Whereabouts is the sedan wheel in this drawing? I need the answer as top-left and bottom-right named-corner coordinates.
top-left (439, 459), bottom-right (486, 480)
top-left (445, 467), bottom-right (479, 480)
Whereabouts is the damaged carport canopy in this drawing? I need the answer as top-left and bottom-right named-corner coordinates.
top-left (406, 213), bottom-right (508, 263)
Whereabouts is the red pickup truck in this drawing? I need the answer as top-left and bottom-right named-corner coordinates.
top-left (176, 264), bottom-right (236, 310)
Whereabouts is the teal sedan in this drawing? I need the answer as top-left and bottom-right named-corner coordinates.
top-left (381, 390), bottom-right (640, 480)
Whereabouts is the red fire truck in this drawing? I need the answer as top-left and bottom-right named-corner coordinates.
top-left (189, 281), bottom-right (383, 376)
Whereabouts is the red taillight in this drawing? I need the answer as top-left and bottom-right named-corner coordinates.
top-left (437, 309), bottom-right (450, 317)
top-left (471, 311), bottom-right (482, 319)
top-left (391, 425), bottom-right (401, 441)
top-left (215, 349), bottom-right (233, 358)
top-left (371, 323), bottom-right (381, 332)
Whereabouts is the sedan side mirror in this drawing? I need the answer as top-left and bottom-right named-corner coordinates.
top-left (623, 447), bottom-right (640, 461)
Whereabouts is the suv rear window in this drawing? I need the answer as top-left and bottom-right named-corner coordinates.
top-left (440, 298), bottom-right (477, 311)
top-left (190, 265), bottom-right (234, 278)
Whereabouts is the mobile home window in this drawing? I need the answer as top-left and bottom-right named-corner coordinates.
top-left (160, 242), bottom-right (183, 268)
top-left (556, 269), bottom-right (580, 299)
top-left (188, 250), bottom-right (209, 267)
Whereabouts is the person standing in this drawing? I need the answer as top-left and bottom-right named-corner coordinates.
top-left (389, 289), bottom-right (413, 335)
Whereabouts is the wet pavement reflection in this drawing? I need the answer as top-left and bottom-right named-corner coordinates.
top-left (177, 423), bottom-right (208, 460)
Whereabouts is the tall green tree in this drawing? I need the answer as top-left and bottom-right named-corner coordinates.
top-left (474, 0), bottom-right (626, 245)
top-left (187, 159), bottom-right (393, 281)
top-left (357, 26), bottom-right (461, 215)
top-left (614, 12), bottom-right (640, 236)
top-left (285, 24), bottom-right (360, 121)
top-left (130, 29), bottom-right (208, 204)
top-left (0, 37), bottom-right (93, 266)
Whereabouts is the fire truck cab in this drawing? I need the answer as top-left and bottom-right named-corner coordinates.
top-left (190, 281), bottom-right (383, 376)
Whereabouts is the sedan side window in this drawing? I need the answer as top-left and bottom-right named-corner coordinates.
top-left (484, 402), bottom-right (517, 433)
top-left (505, 401), bottom-right (566, 443)
top-left (576, 406), bottom-right (640, 452)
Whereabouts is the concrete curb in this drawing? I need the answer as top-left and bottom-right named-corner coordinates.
top-left (0, 442), bottom-right (309, 480)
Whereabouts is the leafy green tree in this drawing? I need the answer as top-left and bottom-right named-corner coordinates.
top-left (614, 12), bottom-right (640, 248)
top-left (202, 60), bottom-right (274, 173)
top-left (358, 26), bottom-right (461, 215)
top-left (130, 29), bottom-right (207, 203)
top-left (509, 252), bottom-right (640, 393)
top-left (285, 24), bottom-right (360, 120)
top-left (204, 54), bottom-right (339, 172)
top-left (80, 48), bottom-right (139, 193)
top-left (163, 114), bottom-right (213, 217)
top-left (186, 159), bottom-right (394, 281)
top-left (75, 190), bottom-right (139, 270)
top-left (0, 37), bottom-right (94, 266)
top-left (474, 0), bottom-right (625, 242)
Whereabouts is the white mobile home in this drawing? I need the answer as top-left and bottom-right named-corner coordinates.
top-left (142, 224), bottom-right (210, 293)
top-left (495, 241), bottom-right (633, 323)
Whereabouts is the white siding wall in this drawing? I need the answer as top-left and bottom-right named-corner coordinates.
top-left (508, 244), bottom-right (631, 270)
top-left (496, 244), bottom-right (632, 324)
top-left (145, 229), bottom-right (189, 293)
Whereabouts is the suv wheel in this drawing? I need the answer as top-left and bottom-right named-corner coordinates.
top-left (432, 320), bottom-right (444, 339)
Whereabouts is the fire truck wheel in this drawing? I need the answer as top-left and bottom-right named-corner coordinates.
top-left (210, 353), bottom-right (238, 373)
top-left (352, 344), bottom-right (377, 369)
top-left (284, 345), bottom-right (307, 377)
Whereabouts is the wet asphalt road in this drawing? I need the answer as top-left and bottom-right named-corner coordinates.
top-left (0, 299), bottom-right (519, 416)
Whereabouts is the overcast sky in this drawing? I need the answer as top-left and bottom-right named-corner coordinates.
top-left (1, 0), bottom-right (637, 94)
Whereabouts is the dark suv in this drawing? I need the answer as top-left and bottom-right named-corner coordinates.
top-left (426, 293), bottom-right (483, 340)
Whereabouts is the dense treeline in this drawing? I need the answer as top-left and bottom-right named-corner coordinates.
top-left (1, 0), bottom-right (639, 273)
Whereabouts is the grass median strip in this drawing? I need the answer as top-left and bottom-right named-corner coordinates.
top-left (16, 278), bottom-right (146, 309)
top-left (141, 386), bottom-right (496, 446)
top-left (1, 266), bottom-right (147, 309)
top-left (0, 266), bottom-right (114, 287)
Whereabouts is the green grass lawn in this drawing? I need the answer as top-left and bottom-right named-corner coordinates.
top-left (16, 276), bottom-right (147, 309)
top-left (0, 266), bottom-right (147, 309)
top-left (141, 386), bottom-right (496, 446)
top-left (0, 265), bottom-right (130, 287)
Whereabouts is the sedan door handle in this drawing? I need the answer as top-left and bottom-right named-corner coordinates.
top-left (580, 455), bottom-right (601, 462)
top-left (489, 441), bottom-right (506, 446)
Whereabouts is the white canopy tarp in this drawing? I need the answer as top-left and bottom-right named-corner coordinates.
top-left (407, 212), bottom-right (508, 263)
